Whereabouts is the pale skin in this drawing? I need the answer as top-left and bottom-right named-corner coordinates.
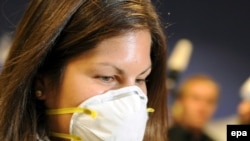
top-left (36, 30), bottom-right (152, 139)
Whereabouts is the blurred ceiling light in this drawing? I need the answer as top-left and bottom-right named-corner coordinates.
top-left (167, 39), bottom-right (193, 91)
top-left (168, 39), bottom-right (193, 72)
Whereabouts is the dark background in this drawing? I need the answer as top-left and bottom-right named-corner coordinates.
top-left (0, 0), bottom-right (250, 119)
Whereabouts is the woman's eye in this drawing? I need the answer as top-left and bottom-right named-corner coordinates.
top-left (98, 76), bottom-right (115, 83)
top-left (136, 79), bottom-right (147, 85)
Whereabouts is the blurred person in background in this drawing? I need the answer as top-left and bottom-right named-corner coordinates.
top-left (205, 77), bottom-right (250, 141)
top-left (237, 100), bottom-right (250, 124)
top-left (168, 74), bottom-right (219, 141)
top-left (205, 95), bottom-right (250, 141)
top-left (238, 77), bottom-right (250, 124)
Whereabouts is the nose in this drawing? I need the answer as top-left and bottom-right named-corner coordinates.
top-left (117, 78), bottom-right (136, 89)
top-left (109, 78), bottom-right (147, 94)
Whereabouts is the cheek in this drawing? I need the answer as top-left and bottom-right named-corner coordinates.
top-left (62, 83), bottom-right (93, 106)
top-left (208, 104), bottom-right (217, 113)
top-left (141, 85), bottom-right (147, 95)
top-left (45, 71), bottom-right (105, 109)
top-left (184, 100), bottom-right (202, 116)
top-left (181, 100), bottom-right (193, 114)
top-left (60, 75), bottom-right (107, 107)
top-left (184, 99), bottom-right (197, 109)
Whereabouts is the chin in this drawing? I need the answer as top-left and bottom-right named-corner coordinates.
top-left (190, 121), bottom-right (206, 129)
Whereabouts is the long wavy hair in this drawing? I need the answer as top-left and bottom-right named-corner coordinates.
top-left (0, 0), bottom-right (167, 140)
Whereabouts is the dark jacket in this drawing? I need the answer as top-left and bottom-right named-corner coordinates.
top-left (168, 124), bottom-right (214, 141)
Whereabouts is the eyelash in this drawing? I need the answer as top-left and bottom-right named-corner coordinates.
top-left (136, 78), bottom-right (148, 85)
top-left (95, 75), bottom-right (149, 85)
top-left (96, 76), bottom-right (115, 83)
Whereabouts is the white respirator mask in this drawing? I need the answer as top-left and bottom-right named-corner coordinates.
top-left (46, 86), bottom-right (154, 141)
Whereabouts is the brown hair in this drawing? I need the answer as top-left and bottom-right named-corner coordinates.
top-left (0, 0), bottom-right (167, 140)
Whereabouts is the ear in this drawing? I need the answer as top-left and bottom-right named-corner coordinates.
top-left (34, 75), bottom-right (47, 100)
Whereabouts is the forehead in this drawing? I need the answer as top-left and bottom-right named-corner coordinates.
top-left (82, 30), bottom-right (151, 56)
top-left (96, 30), bottom-right (151, 50)
top-left (68, 30), bottom-right (152, 72)
top-left (182, 80), bottom-right (219, 97)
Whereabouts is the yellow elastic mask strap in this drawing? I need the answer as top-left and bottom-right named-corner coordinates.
top-left (147, 107), bottom-right (155, 113)
top-left (50, 132), bottom-right (82, 141)
top-left (46, 107), bottom-right (97, 119)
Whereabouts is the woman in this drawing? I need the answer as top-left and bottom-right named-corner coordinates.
top-left (0, 0), bottom-right (167, 141)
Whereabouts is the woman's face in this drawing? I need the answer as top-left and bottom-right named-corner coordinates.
top-left (42, 30), bottom-right (152, 134)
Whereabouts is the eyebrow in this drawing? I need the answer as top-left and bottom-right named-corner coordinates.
top-left (95, 62), bottom-right (151, 76)
top-left (138, 65), bottom-right (152, 76)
